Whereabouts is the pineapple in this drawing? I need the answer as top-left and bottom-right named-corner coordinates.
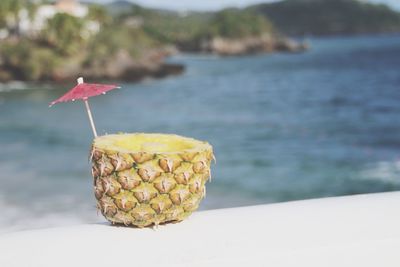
top-left (90, 133), bottom-right (214, 227)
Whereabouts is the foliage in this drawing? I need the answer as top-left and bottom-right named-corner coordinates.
top-left (249, 0), bottom-right (400, 36)
top-left (24, 47), bottom-right (60, 80)
top-left (120, 7), bottom-right (273, 46)
top-left (0, 0), bottom-right (289, 81)
top-left (0, 0), bottom-right (22, 33)
top-left (41, 13), bottom-right (84, 55)
top-left (141, 12), bottom-right (211, 44)
top-left (206, 9), bottom-right (274, 38)
top-left (84, 23), bottom-right (159, 66)
top-left (87, 4), bottom-right (112, 26)
top-left (0, 41), bottom-right (60, 80)
top-left (0, 0), bottom-right (37, 35)
top-left (114, 6), bottom-right (212, 45)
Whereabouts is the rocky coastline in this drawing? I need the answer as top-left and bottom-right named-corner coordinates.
top-left (0, 2), bottom-right (309, 83)
top-left (188, 35), bottom-right (309, 56)
top-left (0, 37), bottom-right (307, 83)
top-left (0, 45), bottom-right (185, 83)
top-left (61, 46), bottom-right (184, 83)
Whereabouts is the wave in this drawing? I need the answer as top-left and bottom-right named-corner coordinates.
top-left (0, 195), bottom-right (102, 234)
top-left (173, 53), bottom-right (220, 60)
top-left (0, 81), bottom-right (29, 93)
top-left (360, 160), bottom-right (400, 185)
top-left (0, 81), bottom-right (57, 93)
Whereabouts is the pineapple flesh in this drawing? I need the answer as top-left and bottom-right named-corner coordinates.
top-left (90, 133), bottom-right (214, 227)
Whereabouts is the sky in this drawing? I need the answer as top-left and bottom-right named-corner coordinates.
top-left (95, 0), bottom-right (400, 11)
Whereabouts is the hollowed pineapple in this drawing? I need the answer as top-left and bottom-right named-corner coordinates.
top-left (90, 133), bottom-right (214, 227)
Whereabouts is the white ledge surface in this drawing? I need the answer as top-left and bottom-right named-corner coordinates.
top-left (1, 192), bottom-right (400, 267)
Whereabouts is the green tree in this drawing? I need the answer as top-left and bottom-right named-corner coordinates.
top-left (249, 0), bottom-right (400, 36)
top-left (0, 1), bottom-right (9, 28)
top-left (0, 0), bottom-right (22, 35)
top-left (208, 9), bottom-right (274, 38)
top-left (87, 4), bottom-right (111, 26)
top-left (25, 1), bottom-right (38, 23)
top-left (0, 0), bottom-right (38, 36)
top-left (0, 40), bottom-right (60, 80)
top-left (41, 13), bottom-right (84, 55)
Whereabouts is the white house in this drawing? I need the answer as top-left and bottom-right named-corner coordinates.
top-left (54, 0), bottom-right (88, 17)
top-left (1, 0), bottom-right (95, 39)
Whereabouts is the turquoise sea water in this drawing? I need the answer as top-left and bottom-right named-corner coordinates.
top-left (1, 35), bottom-right (400, 232)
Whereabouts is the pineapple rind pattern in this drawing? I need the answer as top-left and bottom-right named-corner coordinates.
top-left (91, 136), bottom-right (213, 228)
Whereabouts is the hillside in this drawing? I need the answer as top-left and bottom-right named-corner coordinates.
top-left (248, 0), bottom-right (400, 36)
top-left (0, 1), bottom-right (305, 82)
top-left (0, 2), bottom-right (182, 82)
top-left (111, 4), bottom-right (306, 55)
top-left (105, 1), bottom-right (135, 14)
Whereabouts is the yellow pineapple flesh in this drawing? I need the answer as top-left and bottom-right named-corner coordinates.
top-left (90, 133), bottom-right (214, 227)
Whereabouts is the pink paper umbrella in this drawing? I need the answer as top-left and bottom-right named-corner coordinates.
top-left (49, 77), bottom-right (120, 137)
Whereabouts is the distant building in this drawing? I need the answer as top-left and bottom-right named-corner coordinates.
top-left (1, 0), bottom-right (94, 39)
top-left (25, 0), bottom-right (88, 34)
top-left (54, 0), bottom-right (88, 18)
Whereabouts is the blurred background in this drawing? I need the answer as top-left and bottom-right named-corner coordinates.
top-left (1, 0), bottom-right (400, 233)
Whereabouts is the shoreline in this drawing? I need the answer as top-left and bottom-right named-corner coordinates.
top-left (0, 36), bottom-right (307, 83)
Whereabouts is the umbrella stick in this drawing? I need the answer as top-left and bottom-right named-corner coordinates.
top-left (84, 99), bottom-right (98, 138)
top-left (77, 77), bottom-right (97, 137)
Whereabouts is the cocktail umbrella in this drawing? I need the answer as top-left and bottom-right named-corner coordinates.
top-left (49, 77), bottom-right (119, 137)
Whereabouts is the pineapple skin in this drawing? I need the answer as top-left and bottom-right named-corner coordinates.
top-left (90, 136), bottom-right (214, 227)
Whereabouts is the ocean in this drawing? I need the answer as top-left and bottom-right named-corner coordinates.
top-left (0, 35), bottom-right (399, 233)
